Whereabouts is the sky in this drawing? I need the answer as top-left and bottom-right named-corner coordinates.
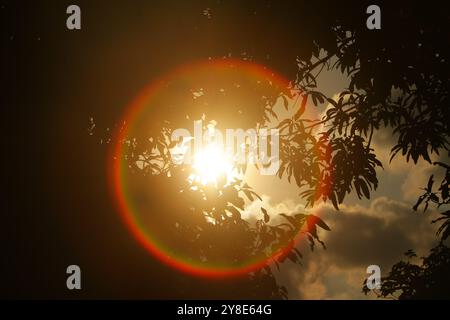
top-left (3, 1), bottom-right (448, 299)
top-left (243, 66), bottom-right (446, 299)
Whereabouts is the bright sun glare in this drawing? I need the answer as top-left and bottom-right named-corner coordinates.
top-left (191, 144), bottom-right (236, 185)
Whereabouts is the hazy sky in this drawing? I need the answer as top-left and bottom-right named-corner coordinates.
top-left (4, 1), bottom-right (447, 299)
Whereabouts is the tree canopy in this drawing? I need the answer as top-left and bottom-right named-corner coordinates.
top-left (100, 1), bottom-right (450, 298)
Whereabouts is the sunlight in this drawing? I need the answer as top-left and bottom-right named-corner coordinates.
top-left (191, 144), bottom-right (236, 185)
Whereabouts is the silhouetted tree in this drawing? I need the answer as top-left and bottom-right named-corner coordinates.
top-left (363, 244), bottom-right (450, 299)
top-left (364, 162), bottom-right (450, 299)
top-left (97, 1), bottom-right (450, 298)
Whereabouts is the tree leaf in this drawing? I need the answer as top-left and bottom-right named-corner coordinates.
top-left (360, 180), bottom-right (370, 199)
top-left (329, 191), bottom-right (339, 210)
top-left (281, 95), bottom-right (289, 110)
top-left (261, 207), bottom-right (270, 223)
top-left (427, 175), bottom-right (434, 192)
top-left (307, 215), bottom-right (331, 231)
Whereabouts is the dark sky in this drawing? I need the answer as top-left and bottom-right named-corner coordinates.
top-left (2, 0), bottom-right (304, 299)
top-left (2, 0), bottom-right (246, 299)
top-left (2, 1), bottom-right (446, 299)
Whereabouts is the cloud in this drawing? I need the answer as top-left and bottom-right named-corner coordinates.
top-left (369, 126), bottom-right (448, 202)
top-left (240, 122), bottom-right (448, 299)
top-left (270, 197), bottom-right (440, 299)
top-left (321, 198), bottom-right (437, 266)
top-left (400, 155), bottom-right (449, 202)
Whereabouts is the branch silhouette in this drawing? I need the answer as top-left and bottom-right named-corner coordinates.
top-left (92, 2), bottom-right (449, 298)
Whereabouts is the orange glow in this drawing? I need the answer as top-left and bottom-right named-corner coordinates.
top-left (108, 58), bottom-right (330, 278)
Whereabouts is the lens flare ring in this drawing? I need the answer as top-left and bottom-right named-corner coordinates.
top-left (108, 58), bottom-right (329, 278)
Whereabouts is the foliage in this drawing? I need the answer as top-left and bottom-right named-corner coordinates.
top-left (364, 162), bottom-right (450, 299)
top-left (414, 162), bottom-right (450, 241)
top-left (363, 244), bottom-right (450, 299)
top-left (121, 129), bottom-right (330, 298)
top-left (97, 1), bottom-right (450, 298)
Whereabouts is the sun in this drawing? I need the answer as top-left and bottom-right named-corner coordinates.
top-left (190, 144), bottom-right (237, 185)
